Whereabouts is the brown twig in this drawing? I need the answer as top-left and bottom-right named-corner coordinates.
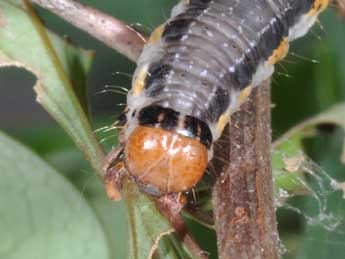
top-left (29, 0), bottom-right (147, 62)
top-left (156, 195), bottom-right (209, 259)
top-left (212, 81), bottom-right (279, 259)
top-left (335, 0), bottom-right (345, 18)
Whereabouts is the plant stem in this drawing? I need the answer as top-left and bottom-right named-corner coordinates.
top-left (212, 81), bottom-right (280, 259)
top-left (29, 0), bottom-right (147, 62)
top-left (335, 0), bottom-right (345, 18)
top-left (156, 195), bottom-right (209, 259)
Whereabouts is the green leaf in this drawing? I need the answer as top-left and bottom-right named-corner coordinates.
top-left (0, 0), bottom-right (104, 177)
top-left (0, 131), bottom-right (109, 259)
top-left (274, 103), bottom-right (345, 162)
top-left (47, 147), bottom-right (129, 259)
top-left (12, 131), bottom-right (127, 259)
top-left (273, 104), bottom-right (345, 194)
top-left (294, 128), bottom-right (345, 259)
top-left (155, 236), bottom-right (182, 259)
top-left (272, 133), bottom-right (311, 200)
top-left (123, 180), bottom-right (179, 259)
top-left (48, 32), bottom-right (94, 116)
top-left (85, 183), bottom-right (128, 259)
top-left (273, 104), bottom-right (345, 257)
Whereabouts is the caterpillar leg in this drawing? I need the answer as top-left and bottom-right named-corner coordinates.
top-left (102, 146), bottom-right (126, 201)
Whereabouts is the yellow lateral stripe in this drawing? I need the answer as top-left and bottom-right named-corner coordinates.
top-left (308, 0), bottom-right (329, 17)
top-left (133, 66), bottom-right (148, 96)
top-left (148, 24), bottom-right (166, 44)
top-left (268, 37), bottom-right (289, 65)
top-left (238, 85), bottom-right (253, 106)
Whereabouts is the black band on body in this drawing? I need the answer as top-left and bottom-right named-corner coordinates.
top-left (138, 105), bottom-right (213, 148)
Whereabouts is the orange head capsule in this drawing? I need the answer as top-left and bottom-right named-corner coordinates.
top-left (125, 126), bottom-right (208, 195)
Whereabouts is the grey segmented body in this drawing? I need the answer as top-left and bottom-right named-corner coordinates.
top-left (127, 0), bottom-right (327, 141)
top-left (117, 0), bottom-right (329, 195)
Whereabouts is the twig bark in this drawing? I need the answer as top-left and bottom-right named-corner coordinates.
top-left (212, 81), bottom-right (279, 259)
top-left (30, 0), bottom-right (147, 62)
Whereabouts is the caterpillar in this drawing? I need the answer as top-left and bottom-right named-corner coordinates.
top-left (109, 0), bottom-right (329, 196)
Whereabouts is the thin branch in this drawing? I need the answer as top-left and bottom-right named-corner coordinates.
top-left (156, 195), bottom-right (209, 259)
top-left (212, 81), bottom-right (279, 259)
top-left (30, 0), bottom-right (147, 62)
top-left (335, 0), bottom-right (345, 18)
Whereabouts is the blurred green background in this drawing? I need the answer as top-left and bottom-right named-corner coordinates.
top-left (0, 1), bottom-right (345, 258)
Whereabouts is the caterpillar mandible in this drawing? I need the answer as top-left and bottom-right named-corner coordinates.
top-left (108, 0), bottom-right (329, 196)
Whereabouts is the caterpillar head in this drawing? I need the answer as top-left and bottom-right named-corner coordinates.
top-left (124, 126), bottom-right (208, 195)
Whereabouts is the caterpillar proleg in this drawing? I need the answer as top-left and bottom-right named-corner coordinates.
top-left (111, 0), bottom-right (329, 196)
